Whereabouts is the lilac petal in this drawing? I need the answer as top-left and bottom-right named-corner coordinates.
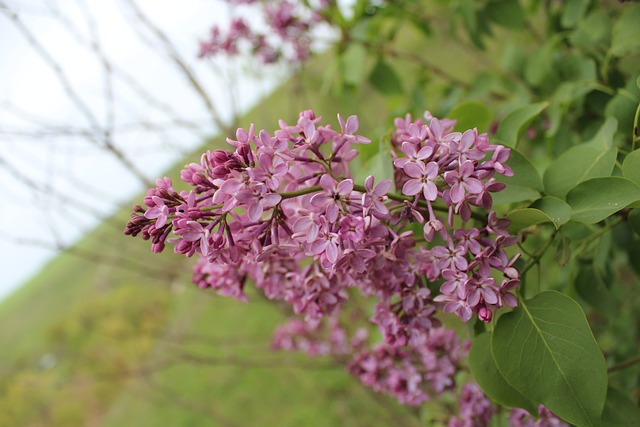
top-left (337, 114), bottom-right (346, 132)
top-left (458, 305), bottom-right (473, 322)
top-left (402, 179), bottom-right (423, 196)
top-left (319, 174), bottom-right (335, 192)
top-left (450, 183), bottom-right (465, 204)
top-left (235, 190), bottom-right (255, 204)
top-left (425, 161), bottom-right (439, 178)
top-left (336, 179), bottom-right (354, 195)
top-left (460, 160), bottom-right (475, 176)
top-left (200, 237), bottom-right (209, 257)
top-left (321, 292), bottom-right (338, 304)
top-left (401, 141), bottom-right (417, 157)
top-left (236, 127), bottom-right (248, 142)
top-left (416, 145), bottom-right (434, 159)
top-left (292, 217), bottom-right (312, 233)
top-left (309, 239), bottom-right (327, 255)
top-left (454, 256), bottom-right (468, 271)
top-left (503, 293), bottom-right (518, 307)
top-left (310, 193), bottom-right (329, 208)
top-left (374, 179), bottom-right (393, 196)
top-left (346, 115), bottom-right (359, 134)
top-left (403, 162), bottom-right (425, 178)
top-left (423, 181), bottom-right (438, 201)
top-left (467, 289), bottom-right (480, 307)
top-left (430, 118), bottom-right (442, 138)
top-left (440, 281), bottom-right (457, 295)
top-left (460, 129), bottom-right (476, 148)
top-left (365, 175), bottom-right (375, 192)
top-left (326, 204), bottom-right (339, 223)
top-left (373, 200), bottom-right (389, 215)
top-left (325, 240), bottom-right (338, 263)
top-left (258, 152), bottom-right (272, 170)
top-left (464, 178), bottom-right (484, 194)
top-left (248, 202), bottom-right (264, 221)
top-left (145, 207), bottom-right (163, 220)
top-left (220, 179), bottom-right (242, 194)
top-left (482, 288), bottom-right (498, 305)
top-left (262, 193), bottom-right (282, 207)
top-left (307, 223), bottom-right (319, 242)
top-left (259, 130), bottom-right (271, 147)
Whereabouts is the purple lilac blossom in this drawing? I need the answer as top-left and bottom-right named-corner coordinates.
top-left (125, 109), bottom-right (520, 419)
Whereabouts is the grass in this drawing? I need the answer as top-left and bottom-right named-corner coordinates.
top-left (0, 17), bottom-right (486, 426)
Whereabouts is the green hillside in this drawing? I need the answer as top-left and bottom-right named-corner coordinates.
top-left (0, 32), bottom-right (462, 425)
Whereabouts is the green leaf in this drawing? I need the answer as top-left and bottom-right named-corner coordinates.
top-left (567, 177), bottom-right (640, 223)
top-left (507, 208), bottom-right (555, 232)
top-left (561, 0), bottom-right (591, 29)
top-left (629, 209), bottom-right (640, 235)
top-left (469, 332), bottom-right (537, 414)
top-left (496, 102), bottom-right (549, 147)
top-left (341, 44), bottom-right (368, 86)
top-left (448, 101), bottom-right (493, 133)
top-left (574, 266), bottom-right (617, 318)
top-left (492, 186), bottom-right (540, 206)
top-left (496, 148), bottom-right (543, 191)
top-left (368, 59), bottom-right (403, 95)
top-left (492, 291), bottom-right (608, 427)
top-left (610, 4), bottom-right (640, 57)
top-left (602, 387), bottom-right (640, 427)
top-left (485, 0), bottom-right (525, 29)
top-left (543, 118), bottom-right (618, 199)
top-left (530, 197), bottom-right (572, 227)
top-left (622, 149), bottom-right (640, 187)
top-left (525, 36), bottom-right (560, 88)
top-left (570, 9), bottom-right (611, 53)
top-left (363, 149), bottom-right (394, 183)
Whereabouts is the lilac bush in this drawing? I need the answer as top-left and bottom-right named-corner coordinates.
top-left (198, 1), bottom-right (328, 64)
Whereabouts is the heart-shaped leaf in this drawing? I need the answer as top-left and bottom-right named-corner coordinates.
top-left (567, 177), bottom-right (640, 223)
top-left (492, 291), bottom-right (608, 427)
top-left (469, 332), bottom-right (537, 414)
top-left (496, 102), bottom-right (549, 148)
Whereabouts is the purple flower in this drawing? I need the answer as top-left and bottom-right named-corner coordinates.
top-left (309, 174), bottom-right (353, 222)
top-left (236, 185), bottom-right (282, 221)
top-left (444, 160), bottom-right (484, 204)
top-left (402, 161), bottom-right (439, 201)
top-left (144, 196), bottom-right (169, 228)
top-left (362, 175), bottom-right (392, 219)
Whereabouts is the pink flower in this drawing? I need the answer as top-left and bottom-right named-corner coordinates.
top-left (362, 175), bottom-right (392, 219)
top-left (309, 174), bottom-right (353, 222)
top-left (144, 196), bottom-right (169, 228)
top-left (402, 161), bottom-right (439, 201)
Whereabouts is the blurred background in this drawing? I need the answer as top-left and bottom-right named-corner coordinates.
top-left (2, 0), bottom-right (639, 425)
top-left (0, 1), bottom-right (423, 426)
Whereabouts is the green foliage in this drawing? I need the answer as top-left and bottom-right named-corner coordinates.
top-left (469, 332), bottom-right (536, 413)
top-left (492, 291), bottom-right (608, 426)
top-left (495, 102), bottom-right (549, 148)
top-left (567, 177), bottom-right (640, 223)
top-left (448, 101), bottom-right (493, 133)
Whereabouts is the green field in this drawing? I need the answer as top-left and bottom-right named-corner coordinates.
top-left (0, 36), bottom-right (444, 426)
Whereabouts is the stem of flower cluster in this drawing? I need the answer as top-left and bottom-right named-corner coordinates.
top-left (278, 182), bottom-right (487, 222)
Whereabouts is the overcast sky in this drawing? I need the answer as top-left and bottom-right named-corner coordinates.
top-left (0, 0), bottom-right (289, 299)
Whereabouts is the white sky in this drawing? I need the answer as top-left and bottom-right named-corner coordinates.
top-left (0, 0), bottom-right (292, 299)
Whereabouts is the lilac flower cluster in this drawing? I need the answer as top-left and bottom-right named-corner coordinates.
top-left (448, 382), bottom-right (495, 427)
top-left (125, 109), bottom-right (520, 411)
top-left (509, 406), bottom-right (570, 427)
top-left (348, 327), bottom-right (469, 405)
top-left (198, 1), bottom-right (327, 64)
